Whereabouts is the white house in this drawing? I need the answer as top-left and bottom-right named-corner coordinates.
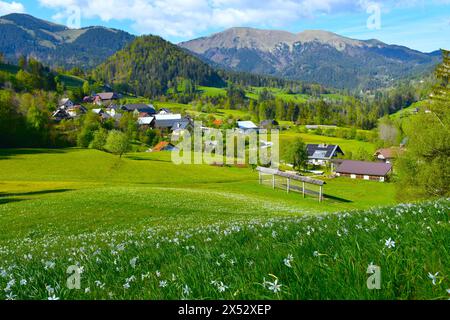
top-left (59, 98), bottom-right (74, 109)
top-left (237, 121), bottom-right (258, 133)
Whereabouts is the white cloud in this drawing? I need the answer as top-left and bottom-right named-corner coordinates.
top-left (0, 1), bottom-right (25, 16)
top-left (37, 0), bottom-right (450, 40)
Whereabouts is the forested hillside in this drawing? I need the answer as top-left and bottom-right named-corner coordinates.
top-left (93, 35), bottom-right (226, 97)
top-left (0, 13), bottom-right (134, 69)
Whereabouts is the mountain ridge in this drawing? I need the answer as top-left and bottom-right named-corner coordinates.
top-left (0, 13), bottom-right (135, 69)
top-left (180, 27), bottom-right (440, 89)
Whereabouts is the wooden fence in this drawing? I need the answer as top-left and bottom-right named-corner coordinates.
top-left (256, 167), bottom-right (326, 202)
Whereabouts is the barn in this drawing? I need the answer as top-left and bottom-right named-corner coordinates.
top-left (335, 160), bottom-right (393, 182)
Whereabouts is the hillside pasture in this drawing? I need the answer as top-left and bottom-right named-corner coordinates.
top-left (0, 148), bottom-right (447, 300)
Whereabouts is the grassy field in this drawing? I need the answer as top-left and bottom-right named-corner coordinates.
top-left (0, 62), bottom-right (84, 90)
top-left (58, 74), bottom-right (85, 90)
top-left (280, 131), bottom-right (376, 155)
top-left (0, 148), bottom-right (447, 300)
top-left (389, 100), bottom-right (430, 121)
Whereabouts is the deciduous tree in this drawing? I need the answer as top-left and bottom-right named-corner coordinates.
top-left (104, 130), bottom-right (130, 158)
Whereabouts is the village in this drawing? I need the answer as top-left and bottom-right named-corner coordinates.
top-left (51, 91), bottom-right (403, 196)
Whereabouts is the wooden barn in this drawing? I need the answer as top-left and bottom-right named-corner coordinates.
top-left (335, 160), bottom-right (393, 182)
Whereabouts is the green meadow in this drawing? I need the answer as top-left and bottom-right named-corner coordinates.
top-left (280, 131), bottom-right (376, 154)
top-left (0, 148), bottom-right (448, 300)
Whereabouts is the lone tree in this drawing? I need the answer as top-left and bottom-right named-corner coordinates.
top-left (285, 138), bottom-right (308, 172)
top-left (0, 52), bottom-right (4, 64)
top-left (104, 130), bottom-right (130, 158)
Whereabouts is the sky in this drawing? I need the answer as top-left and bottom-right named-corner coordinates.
top-left (0, 0), bottom-right (449, 52)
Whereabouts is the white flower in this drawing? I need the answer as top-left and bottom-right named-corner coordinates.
top-left (156, 270), bottom-right (161, 278)
top-left (428, 272), bottom-right (439, 285)
top-left (272, 231), bottom-right (277, 238)
top-left (45, 285), bottom-right (55, 294)
top-left (20, 279), bottom-right (27, 286)
top-left (313, 251), bottom-right (319, 257)
top-left (384, 238), bottom-right (395, 249)
top-left (85, 287), bottom-right (90, 293)
top-left (265, 279), bottom-right (282, 293)
top-left (123, 282), bottom-right (130, 289)
top-left (283, 254), bottom-right (294, 268)
top-left (159, 280), bottom-right (167, 288)
top-left (48, 295), bottom-right (59, 300)
top-left (129, 257), bottom-right (138, 269)
top-left (5, 279), bottom-right (15, 291)
top-left (217, 282), bottom-right (228, 293)
top-left (182, 284), bottom-right (191, 296)
top-left (5, 292), bottom-right (16, 300)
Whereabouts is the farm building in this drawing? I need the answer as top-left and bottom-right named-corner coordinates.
top-left (260, 119), bottom-right (279, 129)
top-left (137, 116), bottom-right (155, 129)
top-left (158, 108), bottom-right (172, 115)
top-left (335, 160), bottom-right (393, 182)
top-left (58, 98), bottom-right (74, 109)
top-left (237, 121), bottom-right (258, 133)
top-left (66, 105), bottom-right (87, 118)
top-left (154, 114), bottom-right (182, 129)
top-left (52, 109), bottom-right (70, 122)
top-left (123, 104), bottom-right (156, 116)
top-left (94, 92), bottom-right (119, 106)
top-left (374, 147), bottom-right (404, 164)
top-left (307, 144), bottom-right (344, 166)
top-left (172, 118), bottom-right (194, 139)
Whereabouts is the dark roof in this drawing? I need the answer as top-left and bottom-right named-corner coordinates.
top-left (171, 120), bottom-right (192, 131)
top-left (307, 144), bottom-right (344, 160)
top-left (52, 109), bottom-right (70, 118)
top-left (96, 92), bottom-right (118, 100)
top-left (336, 160), bottom-right (393, 176)
top-left (107, 104), bottom-right (120, 110)
top-left (123, 104), bottom-right (156, 114)
top-left (154, 114), bottom-right (182, 128)
top-left (260, 119), bottom-right (278, 127)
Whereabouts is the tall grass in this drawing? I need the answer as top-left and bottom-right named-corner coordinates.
top-left (0, 199), bottom-right (448, 300)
